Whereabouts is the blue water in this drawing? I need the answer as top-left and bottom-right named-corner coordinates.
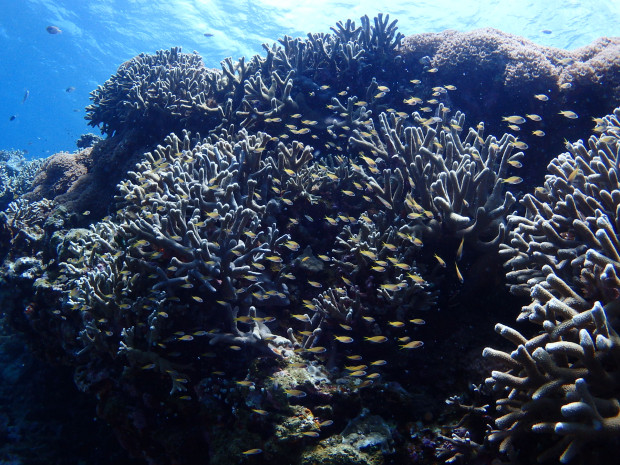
top-left (0, 0), bottom-right (618, 159)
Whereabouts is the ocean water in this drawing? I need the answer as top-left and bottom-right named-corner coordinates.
top-left (0, 0), bottom-right (618, 160)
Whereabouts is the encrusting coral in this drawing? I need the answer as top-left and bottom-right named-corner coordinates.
top-left (486, 107), bottom-right (620, 463)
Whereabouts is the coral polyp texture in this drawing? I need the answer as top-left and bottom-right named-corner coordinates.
top-left (487, 107), bottom-right (620, 463)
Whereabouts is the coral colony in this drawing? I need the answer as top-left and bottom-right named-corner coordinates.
top-left (0, 14), bottom-right (619, 465)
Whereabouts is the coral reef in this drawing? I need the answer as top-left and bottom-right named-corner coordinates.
top-left (76, 133), bottom-right (103, 150)
top-left (5, 105), bottom-right (519, 464)
top-left (4, 12), bottom-right (620, 465)
top-left (85, 48), bottom-right (219, 137)
top-left (486, 107), bottom-right (620, 463)
top-left (400, 29), bottom-right (620, 187)
top-left (0, 150), bottom-right (43, 210)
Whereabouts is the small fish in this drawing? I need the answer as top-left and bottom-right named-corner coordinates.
top-left (46, 25), bottom-right (62, 34)
top-left (567, 168), bottom-right (580, 181)
top-left (242, 449), bottom-right (262, 455)
top-left (65, 86), bottom-right (75, 93)
top-left (532, 130), bottom-right (545, 137)
top-left (307, 280), bottom-right (322, 288)
top-left (306, 346), bottom-right (326, 354)
top-left (403, 96), bottom-right (422, 105)
top-left (407, 273), bottom-right (425, 284)
top-left (319, 420), bottom-right (334, 427)
top-left (410, 318), bottom-right (426, 325)
top-left (9, 115), bottom-right (16, 121)
top-left (512, 141), bottom-right (528, 150)
top-left (371, 360), bottom-right (387, 366)
top-left (388, 321), bottom-right (405, 328)
top-left (235, 380), bottom-right (254, 387)
top-left (203, 32), bottom-right (214, 37)
top-left (525, 114), bottom-right (542, 121)
top-left (434, 254), bottom-right (446, 267)
top-left (380, 283), bottom-right (403, 291)
top-left (284, 240), bottom-right (300, 251)
top-left (301, 431), bottom-right (320, 437)
top-left (284, 389), bottom-right (307, 397)
top-left (22, 90), bottom-right (29, 103)
top-left (364, 335), bottom-right (388, 343)
top-left (455, 262), bottom-right (464, 283)
top-left (559, 82), bottom-right (572, 90)
top-left (178, 335), bottom-right (194, 341)
top-left (534, 94), bottom-right (549, 101)
top-left (345, 365), bottom-right (367, 372)
top-left (251, 409), bottom-right (268, 415)
top-left (360, 250), bottom-right (377, 260)
top-left (400, 340), bottom-right (424, 349)
top-left (334, 335), bottom-right (354, 343)
top-left (426, 67), bottom-right (438, 73)
top-left (456, 237), bottom-right (464, 260)
top-left (559, 110), bottom-right (578, 119)
top-left (292, 314), bottom-right (311, 323)
top-left (501, 176), bottom-right (523, 184)
top-left (502, 115), bottom-right (526, 125)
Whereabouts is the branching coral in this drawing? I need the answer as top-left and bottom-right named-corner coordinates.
top-left (85, 47), bottom-right (218, 137)
top-left (349, 106), bottom-right (520, 249)
top-left (486, 107), bottom-right (620, 463)
top-left (0, 150), bottom-right (43, 210)
top-left (85, 14), bottom-right (407, 143)
top-left (4, 13), bottom-right (584, 465)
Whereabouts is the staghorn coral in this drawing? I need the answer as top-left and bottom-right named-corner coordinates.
top-left (18, 121), bottom-right (435, 463)
top-left (86, 47), bottom-right (219, 137)
top-left (485, 107), bottom-right (620, 463)
top-left (348, 106), bottom-right (520, 250)
top-left (85, 15), bottom-right (407, 142)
